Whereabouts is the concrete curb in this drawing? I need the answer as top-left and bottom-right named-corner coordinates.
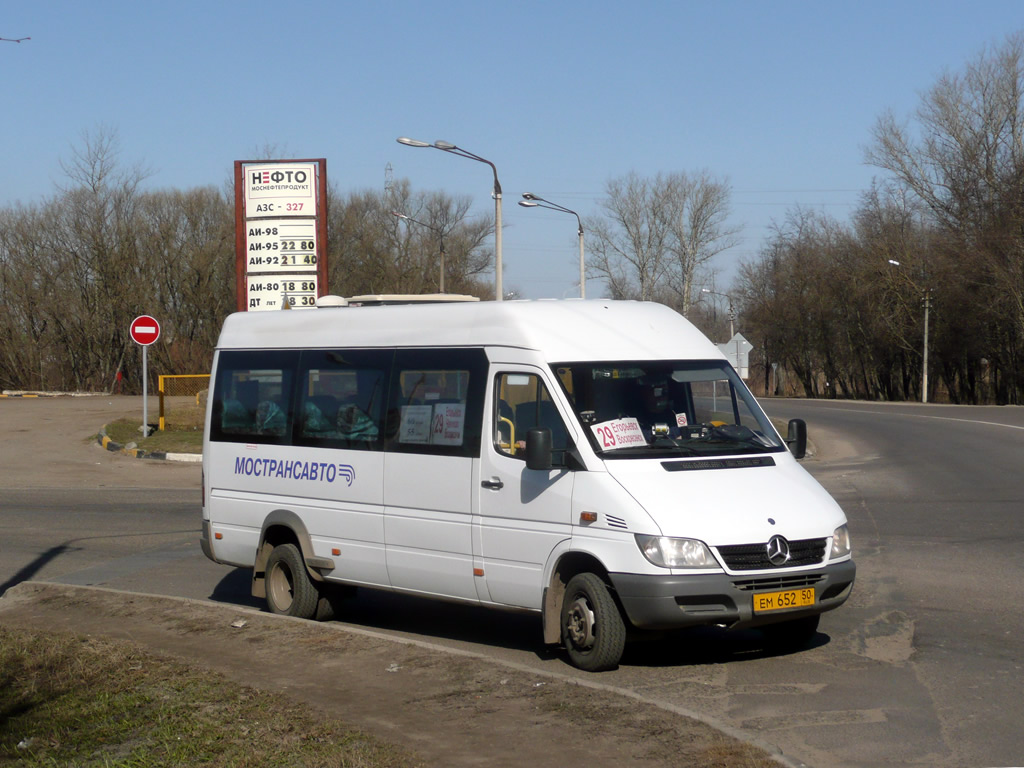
top-left (2, 390), bottom-right (103, 398)
top-left (97, 424), bottom-right (202, 463)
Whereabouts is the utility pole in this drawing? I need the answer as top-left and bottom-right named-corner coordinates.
top-left (888, 259), bottom-right (932, 404)
top-left (922, 289), bottom-right (931, 404)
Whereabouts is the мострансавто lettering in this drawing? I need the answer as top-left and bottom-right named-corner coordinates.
top-left (234, 456), bottom-right (354, 486)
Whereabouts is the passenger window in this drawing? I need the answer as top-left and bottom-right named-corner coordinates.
top-left (210, 350), bottom-right (297, 444)
top-left (295, 350), bottom-right (391, 450)
top-left (387, 349), bottom-right (487, 457)
top-left (494, 373), bottom-right (568, 458)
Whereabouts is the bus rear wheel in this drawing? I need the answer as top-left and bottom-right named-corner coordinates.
top-left (265, 543), bottom-right (319, 619)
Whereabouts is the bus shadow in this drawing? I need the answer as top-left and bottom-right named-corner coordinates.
top-left (206, 570), bottom-right (829, 667)
top-left (207, 568), bottom-right (263, 609)
top-left (208, 572), bottom-right (547, 655)
top-left (622, 624), bottom-right (832, 667)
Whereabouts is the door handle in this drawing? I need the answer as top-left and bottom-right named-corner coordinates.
top-left (481, 478), bottom-right (504, 490)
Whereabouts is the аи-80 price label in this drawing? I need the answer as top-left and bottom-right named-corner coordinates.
top-left (246, 218), bottom-right (317, 272)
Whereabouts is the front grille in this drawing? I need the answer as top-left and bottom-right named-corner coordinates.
top-left (716, 538), bottom-right (827, 571)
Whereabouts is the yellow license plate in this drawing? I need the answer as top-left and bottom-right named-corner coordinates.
top-left (753, 587), bottom-right (815, 613)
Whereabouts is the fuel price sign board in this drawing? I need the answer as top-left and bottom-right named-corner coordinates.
top-left (235, 158), bottom-right (327, 312)
top-left (245, 219), bottom-right (318, 273)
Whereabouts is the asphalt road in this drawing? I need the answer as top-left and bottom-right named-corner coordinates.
top-left (1, 395), bottom-right (1022, 767)
top-left (757, 399), bottom-right (1024, 767)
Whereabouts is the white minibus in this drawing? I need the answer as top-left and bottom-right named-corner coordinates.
top-left (201, 298), bottom-right (854, 671)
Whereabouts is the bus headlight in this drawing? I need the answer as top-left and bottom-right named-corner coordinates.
top-left (831, 524), bottom-right (851, 559)
top-left (636, 535), bottom-right (717, 568)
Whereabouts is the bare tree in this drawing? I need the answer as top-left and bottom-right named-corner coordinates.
top-left (327, 179), bottom-right (493, 298)
top-left (589, 172), bottom-right (673, 301)
top-left (590, 171), bottom-right (737, 308)
top-left (867, 32), bottom-right (1024, 400)
top-left (0, 128), bottom-right (236, 392)
top-left (663, 171), bottom-right (741, 314)
top-left (136, 187), bottom-right (235, 373)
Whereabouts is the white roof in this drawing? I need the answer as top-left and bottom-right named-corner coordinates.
top-left (215, 299), bottom-right (726, 363)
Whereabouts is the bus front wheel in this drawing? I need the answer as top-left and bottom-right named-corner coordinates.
top-left (561, 573), bottom-right (626, 672)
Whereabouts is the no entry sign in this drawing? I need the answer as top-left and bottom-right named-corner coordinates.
top-left (130, 315), bottom-right (160, 346)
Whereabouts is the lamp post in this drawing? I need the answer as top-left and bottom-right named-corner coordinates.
top-left (702, 288), bottom-right (742, 378)
top-left (887, 259), bottom-right (931, 404)
top-left (701, 288), bottom-right (735, 338)
top-left (519, 193), bottom-right (586, 298)
top-left (397, 137), bottom-right (503, 301)
top-left (392, 211), bottom-right (446, 293)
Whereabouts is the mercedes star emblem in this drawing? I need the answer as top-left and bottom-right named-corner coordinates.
top-left (766, 535), bottom-right (791, 566)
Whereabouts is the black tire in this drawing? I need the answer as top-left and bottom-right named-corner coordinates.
top-left (265, 543), bottom-right (319, 619)
top-left (761, 614), bottom-right (820, 651)
top-left (561, 572), bottom-right (627, 672)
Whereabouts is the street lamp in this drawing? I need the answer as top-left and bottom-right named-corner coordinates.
top-left (392, 211), bottom-right (446, 293)
top-left (701, 288), bottom-right (735, 338)
top-left (887, 259), bottom-right (931, 404)
top-left (397, 137), bottom-right (503, 301)
top-left (702, 288), bottom-right (744, 378)
top-left (519, 193), bottom-right (586, 298)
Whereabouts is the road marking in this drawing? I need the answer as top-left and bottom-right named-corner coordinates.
top-left (793, 405), bottom-right (1024, 432)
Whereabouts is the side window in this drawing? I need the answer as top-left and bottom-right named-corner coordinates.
top-left (294, 349), bottom-right (392, 451)
top-left (494, 372), bottom-right (568, 459)
top-left (387, 348), bottom-right (487, 457)
top-left (210, 350), bottom-right (298, 444)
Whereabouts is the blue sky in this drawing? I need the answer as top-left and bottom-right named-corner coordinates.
top-left (3, 1), bottom-right (1022, 299)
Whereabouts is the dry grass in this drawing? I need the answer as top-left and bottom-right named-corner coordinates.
top-left (100, 418), bottom-right (203, 454)
top-left (0, 626), bottom-right (422, 767)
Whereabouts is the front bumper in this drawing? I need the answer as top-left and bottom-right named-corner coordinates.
top-left (610, 558), bottom-right (855, 630)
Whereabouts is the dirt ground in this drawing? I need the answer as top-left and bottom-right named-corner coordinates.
top-left (0, 396), bottom-right (791, 768)
top-left (0, 583), bottom-right (784, 768)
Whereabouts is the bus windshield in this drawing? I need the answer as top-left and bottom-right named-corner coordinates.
top-left (552, 360), bottom-right (785, 458)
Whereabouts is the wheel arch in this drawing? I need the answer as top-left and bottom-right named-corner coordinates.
top-left (251, 509), bottom-right (322, 598)
top-left (541, 549), bottom-right (616, 644)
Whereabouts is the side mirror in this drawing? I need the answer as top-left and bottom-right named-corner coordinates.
top-left (525, 427), bottom-right (553, 471)
top-left (786, 418), bottom-right (807, 459)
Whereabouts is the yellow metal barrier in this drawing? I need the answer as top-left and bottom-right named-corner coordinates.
top-left (158, 374), bottom-right (211, 431)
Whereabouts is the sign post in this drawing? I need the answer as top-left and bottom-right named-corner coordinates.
top-left (130, 315), bottom-right (161, 436)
